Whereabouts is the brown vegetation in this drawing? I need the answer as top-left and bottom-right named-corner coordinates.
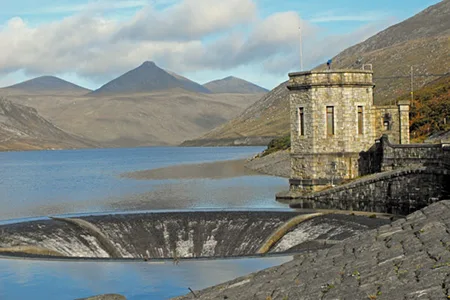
top-left (403, 75), bottom-right (450, 142)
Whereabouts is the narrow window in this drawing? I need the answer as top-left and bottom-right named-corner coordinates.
top-left (298, 107), bottom-right (305, 136)
top-left (326, 106), bottom-right (334, 136)
top-left (384, 121), bottom-right (390, 131)
top-left (358, 106), bottom-right (363, 135)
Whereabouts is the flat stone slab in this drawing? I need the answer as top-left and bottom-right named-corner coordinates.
top-left (173, 200), bottom-right (450, 299)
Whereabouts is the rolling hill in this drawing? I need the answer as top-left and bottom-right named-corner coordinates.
top-left (204, 76), bottom-right (269, 94)
top-left (2, 88), bottom-right (263, 147)
top-left (184, 0), bottom-right (450, 146)
top-left (0, 97), bottom-right (98, 151)
top-left (89, 61), bottom-right (211, 95)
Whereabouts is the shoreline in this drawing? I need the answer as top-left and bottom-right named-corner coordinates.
top-left (121, 150), bottom-right (291, 180)
top-left (121, 159), bottom-right (262, 180)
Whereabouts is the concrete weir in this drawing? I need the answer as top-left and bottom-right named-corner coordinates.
top-left (0, 211), bottom-right (390, 259)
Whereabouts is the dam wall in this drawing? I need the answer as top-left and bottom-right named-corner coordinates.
top-left (279, 167), bottom-right (450, 215)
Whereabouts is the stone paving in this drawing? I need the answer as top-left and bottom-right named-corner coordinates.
top-left (174, 200), bottom-right (450, 300)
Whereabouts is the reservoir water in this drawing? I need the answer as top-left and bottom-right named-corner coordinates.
top-left (0, 146), bottom-right (290, 299)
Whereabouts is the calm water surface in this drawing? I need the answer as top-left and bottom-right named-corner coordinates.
top-left (0, 146), bottom-right (288, 220)
top-left (0, 147), bottom-right (291, 299)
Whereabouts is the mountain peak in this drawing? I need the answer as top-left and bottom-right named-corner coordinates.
top-left (141, 61), bottom-right (157, 68)
top-left (204, 76), bottom-right (268, 94)
top-left (3, 76), bottom-right (91, 94)
top-left (89, 62), bottom-right (210, 95)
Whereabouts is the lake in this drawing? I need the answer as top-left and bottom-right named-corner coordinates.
top-left (0, 146), bottom-right (291, 299)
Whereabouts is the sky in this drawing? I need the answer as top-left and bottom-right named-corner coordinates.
top-left (0, 0), bottom-right (442, 90)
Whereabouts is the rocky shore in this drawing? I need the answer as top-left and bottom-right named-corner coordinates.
top-left (244, 150), bottom-right (290, 178)
top-left (174, 200), bottom-right (450, 299)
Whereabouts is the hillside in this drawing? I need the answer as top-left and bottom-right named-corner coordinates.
top-left (1, 76), bottom-right (91, 95)
top-left (184, 0), bottom-right (450, 145)
top-left (204, 76), bottom-right (269, 94)
top-left (3, 89), bottom-right (262, 147)
top-left (329, 0), bottom-right (450, 104)
top-left (181, 81), bottom-right (289, 146)
top-left (0, 98), bottom-right (97, 151)
top-left (405, 74), bottom-right (450, 142)
top-left (90, 61), bottom-right (211, 95)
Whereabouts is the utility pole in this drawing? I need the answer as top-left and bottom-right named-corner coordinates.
top-left (299, 26), bottom-right (304, 71)
top-left (410, 66), bottom-right (414, 102)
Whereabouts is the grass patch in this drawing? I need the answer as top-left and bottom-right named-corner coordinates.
top-left (261, 134), bottom-right (290, 157)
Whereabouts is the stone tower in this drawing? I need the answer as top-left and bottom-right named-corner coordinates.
top-left (288, 70), bottom-right (376, 191)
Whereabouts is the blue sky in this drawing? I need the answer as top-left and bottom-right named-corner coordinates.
top-left (0, 0), bottom-right (441, 90)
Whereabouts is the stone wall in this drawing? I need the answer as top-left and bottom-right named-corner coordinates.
top-left (279, 167), bottom-right (450, 215)
top-left (398, 100), bottom-right (410, 144)
top-left (373, 106), bottom-right (400, 144)
top-left (379, 135), bottom-right (450, 170)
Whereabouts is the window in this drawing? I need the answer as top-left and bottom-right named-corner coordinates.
top-left (358, 106), bottom-right (363, 135)
top-left (326, 106), bottom-right (335, 136)
top-left (298, 107), bottom-right (305, 136)
top-left (383, 113), bottom-right (392, 131)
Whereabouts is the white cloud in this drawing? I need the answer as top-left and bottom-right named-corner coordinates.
top-left (41, 0), bottom-right (149, 14)
top-left (2, 0), bottom-right (157, 16)
top-left (114, 0), bottom-right (257, 41)
top-left (0, 0), bottom-right (395, 87)
top-left (310, 11), bottom-right (389, 23)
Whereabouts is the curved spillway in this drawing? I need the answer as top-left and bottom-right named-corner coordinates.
top-left (0, 211), bottom-right (390, 260)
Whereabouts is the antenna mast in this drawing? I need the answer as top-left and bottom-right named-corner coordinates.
top-left (299, 26), bottom-right (304, 71)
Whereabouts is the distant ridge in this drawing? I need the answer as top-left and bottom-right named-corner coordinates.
top-left (90, 61), bottom-right (211, 95)
top-left (3, 76), bottom-right (91, 94)
top-left (204, 76), bottom-right (269, 94)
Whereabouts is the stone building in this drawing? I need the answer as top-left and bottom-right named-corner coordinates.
top-left (287, 70), bottom-right (410, 192)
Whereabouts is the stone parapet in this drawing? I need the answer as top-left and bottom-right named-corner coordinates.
top-left (278, 167), bottom-right (450, 215)
top-left (379, 134), bottom-right (449, 170)
top-left (287, 70), bottom-right (374, 90)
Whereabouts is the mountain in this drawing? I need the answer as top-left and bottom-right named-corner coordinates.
top-left (204, 76), bottom-right (269, 94)
top-left (2, 61), bottom-right (262, 147)
top-left (2, 76), bottom-right (91, 95)
top-left (0, 98), bottom-right (97, 151)
top-left (184, 0), bottom-right (450, 146)
top-left (90, 61), bottom-right (211, 95)
top-left (3, 88), bottom-right (261, 147)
